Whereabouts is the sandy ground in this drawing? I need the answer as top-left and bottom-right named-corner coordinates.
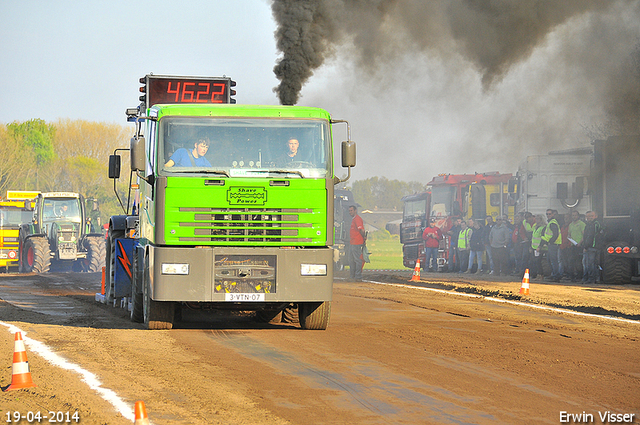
top-left (359, 268), bottom-right (640, 319)
top-left (0, 271), bottom-right (637, 424)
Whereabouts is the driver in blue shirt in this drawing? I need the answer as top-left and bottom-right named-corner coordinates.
top-left (165, 138), bottom-right (212, 167)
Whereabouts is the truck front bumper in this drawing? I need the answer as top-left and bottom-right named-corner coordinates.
top-left (147, 245), bottom-right (333, 303)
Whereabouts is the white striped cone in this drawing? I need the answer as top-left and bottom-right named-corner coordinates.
top-left (4, 331), bottom-right (36, 391)
top-left (520, 269), bottom-right (530, 295)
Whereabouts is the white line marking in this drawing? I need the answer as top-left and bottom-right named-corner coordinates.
top-left (1, 322), bottom-right (138, 422)
top-left (356, 279), bottom-right (640, 325)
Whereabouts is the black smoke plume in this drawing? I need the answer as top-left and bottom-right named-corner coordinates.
top-left (271, 0), bottom-right (338, 105)
top-left (272, 0), bottom-right (610, 104)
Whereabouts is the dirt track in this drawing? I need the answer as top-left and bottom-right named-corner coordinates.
top-left (0, 271), bottom-right (638, 424)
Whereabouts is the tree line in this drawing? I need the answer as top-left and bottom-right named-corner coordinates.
top-left (1, 118), bottom-right (425, 223)
top-left (348, 177), bottom-right (426, 211)
top-left (0, 119), bottom-right (131, 225)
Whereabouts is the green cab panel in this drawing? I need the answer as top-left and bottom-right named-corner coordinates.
top-left (162, 177), bottom-right (328, 246)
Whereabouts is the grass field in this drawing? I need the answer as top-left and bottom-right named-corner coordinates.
top-left (362, 230), bottom-right (406, 270)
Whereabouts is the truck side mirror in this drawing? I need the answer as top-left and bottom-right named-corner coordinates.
top-left (573, 177), bottom-right (584, 199)
top-left (557, 182), bottom-right (568, 199)
top-left (508, 177), bottom-right (517, 193)
top-left (108, 155), bottom-right (121, 179)
top-left (341, 140), bottom-right (356, 168)
top-left (130, 136), bottom-right (146, 171)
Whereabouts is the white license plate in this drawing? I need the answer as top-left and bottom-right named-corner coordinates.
top-left (225, 293), bottom-right (266, 302)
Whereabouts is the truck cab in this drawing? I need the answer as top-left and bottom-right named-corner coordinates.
top-left (104, 75), bottom-right (356, 330)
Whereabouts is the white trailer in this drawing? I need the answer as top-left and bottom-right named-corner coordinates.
top-left (515, 147), bottom-right (593, 216)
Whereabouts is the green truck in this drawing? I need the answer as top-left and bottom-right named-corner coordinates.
top-left (102, 75), bottom-right (355, 330)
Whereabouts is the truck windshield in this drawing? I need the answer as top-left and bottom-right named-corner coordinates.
top-left (159, 117), bottom-right (331, 178)
top-left (403, 199), bottom-right (428, 219)
top-left (0, 207), bottom-right (33, 227)
top-left (430, 186), bottom-right (456, 218)
top-left (42, 198), bottom-right (82, 222)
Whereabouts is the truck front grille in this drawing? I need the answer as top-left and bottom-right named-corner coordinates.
top-left (178, 207), bottom-right (313, 243)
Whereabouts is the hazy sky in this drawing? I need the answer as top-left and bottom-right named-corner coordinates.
top-left (2, 1), bottom-right (639, 183)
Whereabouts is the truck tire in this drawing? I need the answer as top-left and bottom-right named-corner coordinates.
top-left (602, 254), bottom-right (632, 285)
top-left (23, 236), bottom-right (51, 274)
top-left (105, 229), bottom-right (125, 304)
top-left (254, 309), bottom-right (282, 324)
top-left (142, 254), bottom-right (174, 330)
top-left (298, 301), bottom-right (330, 330)
top-left (130, 247), bottom-right (144, 323)
top-left (83, 236), bottom-right (106, 273)
top-left (18, 229), bottom-right (27, 273)
top-left (282, 303), bottom-right (299, 324)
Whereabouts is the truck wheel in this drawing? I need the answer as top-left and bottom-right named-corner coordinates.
top-left (254, 309), bottom-right (282, 324)
top-left (602, 255), bottom-right (632, 285)
top-left (142, 255), bottom-right (174, 330)
top-left (298, 301), bottom-right (330, 330)
top-left (84, 236), bottom-right (106, 273)
top-left (282, 303), bottom-right (299, 324)
top-left (18, 230), bottom-right (27, 273)
top-left (105, 229), bottom-right (124, 304)
top-left (130, 247), bottom-right (144, 323)
top-left (23, 237), bottom-right (51, 274)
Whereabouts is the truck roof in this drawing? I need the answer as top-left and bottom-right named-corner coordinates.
top-left (5, 190), bottom-right (40, 200)
top-left (401, 191), bottom-right (430, 202)
top-left (428, 172), bottom-right (512, 186)
top-left (150, 104), bottom-right (331, 120)
top-left (41, 192), bottom-right (81, 198)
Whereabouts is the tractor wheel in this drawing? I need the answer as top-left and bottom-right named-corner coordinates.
top-left (298, 301), bottom-right (331, 330)
top-left (602, 254), bottom-right (632, 285)
top-left (105, 229), bottom-right (124, 304)
top-left (142, 254), bottom-right (174, 330)
top-left (23, 237), bottom-right (51, 274)
top-left (83, 235), bottom-right (106, 273)
top-left (130, 247), bottom-right (144, 323)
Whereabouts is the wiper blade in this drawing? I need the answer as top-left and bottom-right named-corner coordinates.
top-left (169, 169), bottom-right (230, 177)
top-left (269, 170), bottom-right (304, 178)
top-left (200, 170), bottom-right (230, 177)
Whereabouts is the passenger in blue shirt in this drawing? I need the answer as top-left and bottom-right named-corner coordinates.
top-left (165, 138), bottom-right (211, 167)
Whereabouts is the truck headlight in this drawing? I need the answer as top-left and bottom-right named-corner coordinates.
top-left (161, 263), bottom-right (189, 275)
top-left (301, 264), bottom-right (327, 276)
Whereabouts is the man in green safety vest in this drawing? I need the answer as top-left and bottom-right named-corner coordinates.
top-left (541, 209), bottom-right (562, 282)
top-left (531, 214), bottom-right (547, 279)
top-left (457, 220), bottom-right (472, 273)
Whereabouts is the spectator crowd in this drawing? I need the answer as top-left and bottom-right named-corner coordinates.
top-left (423, 209), bottom-right (605, 283)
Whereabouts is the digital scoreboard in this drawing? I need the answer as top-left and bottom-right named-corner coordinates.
top-left (140, 75), bottom-right (236, 109)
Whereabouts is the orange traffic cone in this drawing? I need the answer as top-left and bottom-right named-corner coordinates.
top-left (4, 331), bottom-right (36, 391)
top-left (134, 401), bottom-right (150, 425)
top-left (520, 269), bottom-right (530, 295)
top-left (409, 259), bottom-right (422, 282)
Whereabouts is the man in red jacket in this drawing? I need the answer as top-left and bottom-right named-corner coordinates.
top-left (348, 205), bottom-right (366, 281)
top-left (422, 219), bottom-right (442, 272)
